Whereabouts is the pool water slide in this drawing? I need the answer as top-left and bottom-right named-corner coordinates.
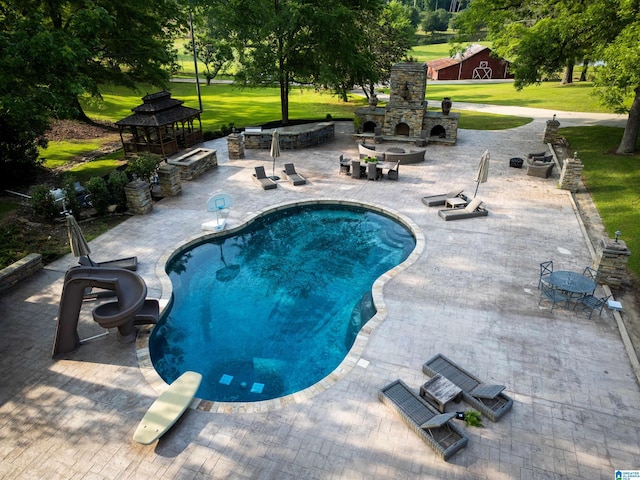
top-left (52, 266), bottom-right (159, 358)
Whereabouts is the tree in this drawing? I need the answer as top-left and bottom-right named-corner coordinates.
top-left (356, 1), bottom-right (416, 103)
top-left (454, 0), bottom-right (639, 153)
top-left (205, 0), bottom-right (382, 125)
top-left (595, 22), bottom-right (640, 154)
top-left (186, 14), bottom-right (233, 86)
top-left (421, 8), bottom-right (450, 34)
top-left (0, 0), bottom-right (187, 185)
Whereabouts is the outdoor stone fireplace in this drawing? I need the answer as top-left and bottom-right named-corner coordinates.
top-left (355, 62), bottom-right (459, 145)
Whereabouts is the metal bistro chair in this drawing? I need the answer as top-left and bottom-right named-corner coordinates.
top-left (582, 266), bottom-right (599, 292)
top-left (574, 293), bottom-right (612, 319)
top-left (538, 260), bottom-right (553, 289)
top-left (539, 281), bottom-right (569, 312)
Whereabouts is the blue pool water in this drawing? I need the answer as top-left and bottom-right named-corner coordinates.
top-left (150, 203), bottom-right (415, 402)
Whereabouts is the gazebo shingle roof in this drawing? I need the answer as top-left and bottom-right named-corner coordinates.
top-left (116, 91), bottom-right (201, 128)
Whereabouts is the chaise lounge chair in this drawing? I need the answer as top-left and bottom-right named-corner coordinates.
top-left (78, 255), bottom-right (138, 271)
top-left (282, 163), bottom-right (306, 185)
top-left (438, 197), bottom-right (488, 221)
top-left (378, 379), bottom-right (469, 461)
top-left (422, 353), bottom-right (513, 422)
top-left (421, 189), bottom-right (465, 207)
top-left (252, 166), bottom-right (277, 190)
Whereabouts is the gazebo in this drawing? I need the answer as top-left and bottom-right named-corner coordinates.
top-left (116, 91), bottom-right (203, 158)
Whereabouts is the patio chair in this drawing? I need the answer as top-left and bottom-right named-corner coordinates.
top-left (539, 281), bottom-right (569, 311)
top-left (387, 161), bottom-right (400, 180)
top-left (422, 353), bottom-right (514, 422)
top-left (252, 166), bottom-right (277, 190)
top-left (421, 189), bottom-right (465, 207)
top-left (378, 379), bottom-right (468, 461)
top-left (367, 162), bottom-right (379, 180)
top-left (526, 155), bottom-right (555, 178)
top-left (282, 163), bottom-right (306, 186)
top-left (351, 160), bottom-right (365, 179)
top-left (574, 293), bottom-right (611, 319)
top-left (339, 155), bottom-right (350, 175)
top-left (538, 260), bottom-right (553, 289)
top-left (582, 266), bottom-right (599, 288)
top-left (437, 197), bottom-right (487, 221)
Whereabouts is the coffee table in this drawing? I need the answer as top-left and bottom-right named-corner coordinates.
top-left (420, 374), bottom-right (463, 413)
top-left (445, 197), bottom-right (467, 209)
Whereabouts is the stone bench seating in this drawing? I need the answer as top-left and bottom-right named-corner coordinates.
top-left (358, 143), bottom-right (425, 164)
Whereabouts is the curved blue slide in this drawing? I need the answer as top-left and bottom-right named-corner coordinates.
top-left (52, 266), bottom-right (154, 358)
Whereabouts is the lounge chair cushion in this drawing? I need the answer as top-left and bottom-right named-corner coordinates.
top-left (438, 198), bottom-right (488, 221)
top-left (421, 189), bottom-right (464, 207)
top-left (420, 412), bottom-right (456, 429)
top-left (422, 353), bottom-right (513, 422)
top-left (469, 384), bottom-right (505, 399)
top-left (282, 163), bottom-right (306, 185)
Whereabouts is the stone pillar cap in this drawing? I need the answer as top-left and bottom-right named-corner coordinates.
top-left (600, 237), bottom-right (631, 254)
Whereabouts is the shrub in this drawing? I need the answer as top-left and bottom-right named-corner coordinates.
top-left (85, 177), bottom-right (110, 216)
top-left (61, 175), bottom-right (82, 218)
top-left (29, 184), bottom-right (59, 221)
top-left (126, 153), bottom-right (162, 183)
top-left (108, 170), bottom-right (129, 212)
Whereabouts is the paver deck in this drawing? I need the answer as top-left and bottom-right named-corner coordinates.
top-left (1, 118), bottom-right (639, 479)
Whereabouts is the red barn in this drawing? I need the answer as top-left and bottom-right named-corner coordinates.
top-left (427, 44), bottom-right (513, 81)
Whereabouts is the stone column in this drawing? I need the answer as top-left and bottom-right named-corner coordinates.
top-left (543, 115), bottom-right (560, 143)
top-left (227, 130), bottom-right (245, 159)
top-left (559, 152), bottom-right (584, 192)
top-left (594, 236), bottom-right (631, 289)
top-left (125, 179), bottom-right (153, 215)
top-left (157, 162), bottom-right (181, 197)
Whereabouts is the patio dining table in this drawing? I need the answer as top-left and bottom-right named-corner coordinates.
top-left (546, 271), bottom-right (596, 295)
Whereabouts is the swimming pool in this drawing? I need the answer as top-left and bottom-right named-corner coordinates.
top-left (150, 203), bottom-right (416, 402)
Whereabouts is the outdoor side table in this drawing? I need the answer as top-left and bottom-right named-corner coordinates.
top-left (445, 197), bottom-right (467, 209)
top-left (510, 157), bottom-right (524, 168)
top-left (420, 374), bottom-right (463, 413)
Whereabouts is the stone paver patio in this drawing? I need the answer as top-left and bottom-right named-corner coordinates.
top-left (1, 118), bottom-right (639, 479)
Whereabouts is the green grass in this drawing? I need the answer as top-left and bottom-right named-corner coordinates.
top-left (41, 140), bottom-right (105, 169)
top-left (453, 110), bottom-right (532, 130)
top-left (83, 83), bottom-right (368, 131)
top-left (426, 81), bottom-right (608, 113)
top-left (559, 126), bottom-right (640, 274)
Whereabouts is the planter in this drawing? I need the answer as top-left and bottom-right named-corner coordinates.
top-left (441, 97), bottom-right (452, 115)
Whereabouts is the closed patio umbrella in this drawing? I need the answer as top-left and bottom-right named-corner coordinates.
top-left (269, 129), bottom-right (281, 180)
top-left (65, 214), bottom-right (91, 261)
top-left (473, 149), bottom-right (490, 197)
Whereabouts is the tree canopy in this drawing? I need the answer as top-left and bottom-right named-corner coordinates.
top-left (0, 0), bottom-right (186, 186)
top-left (201, 0), bottom-right (388, 124)
top-left (454, 0), bottom-right (640, 153)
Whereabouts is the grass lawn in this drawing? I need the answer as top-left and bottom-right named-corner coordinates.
top-left (559, 126), bottom-right (640, 274)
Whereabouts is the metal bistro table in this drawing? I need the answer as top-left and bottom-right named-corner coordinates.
top-left (546, 271), bottom-right (596, 296)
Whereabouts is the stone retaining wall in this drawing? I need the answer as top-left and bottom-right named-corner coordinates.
top-left (0, 253), bottom-right (43, 293)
